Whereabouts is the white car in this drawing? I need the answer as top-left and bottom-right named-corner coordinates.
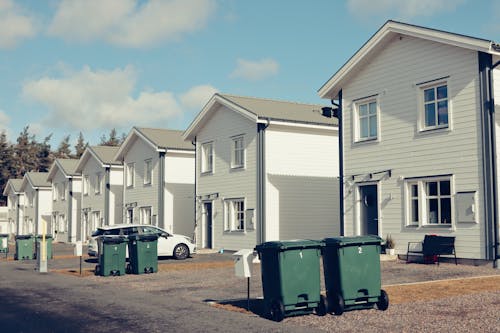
top-left (88, 224), bottom-right (196, 260)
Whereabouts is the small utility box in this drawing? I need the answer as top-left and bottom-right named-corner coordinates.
top-left (233, 249), bottom-right (254, 278)
top-left (74, 241), bottom-right (83, 256)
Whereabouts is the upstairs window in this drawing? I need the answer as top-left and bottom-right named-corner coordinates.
top-left (144, 159), bottom-right (152, 185)
top-left (201, 142), bottom-right (213, 174)
top-left (231, 136), bottom-right (245, 169)
top-left (60, 182), bottom-right (66, 201)
top-left (126, 163), bottom-right (135, 188)
top-left (140, 206), bottom-right (152, 225)
top-left (95, 173), bottom-right (103, 195)
top-left (83, 175), bottom-right (89, 196)
top-left (422, 83), bottom-right (448, 130)
top-left (355, 100), bottom-right (378, 141)
top-left (52, 184), bottom-right (58, 201)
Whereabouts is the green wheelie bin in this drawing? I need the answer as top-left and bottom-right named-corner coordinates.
top-left (34, 235), bottom-right (53, 260)
top-left (126, 233), bottom-right (158, 274)
top-left (255, 240), bottom-right (326, 322)
top-left (95, 236), bottom-right (127, 277)
top-left (322, 236), bottom-right (389, 315)
top-left (0, 234), bottom-right (9, 257)
top-left (15, 235), bottom-right (34, 260)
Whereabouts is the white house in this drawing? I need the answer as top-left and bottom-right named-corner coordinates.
top-left (115, 127), bottom-right (195, 236)
top-left (0, 206), bottom-right (8, 235)
top-left (3, 179), bottom-right (24, 235)
top-left (19, 172), bottom-right (52, 236)
top-left (318, 20), bottom-right (500, 264)
top-left (75, 145), bottom-right (123, 242)
top-left (184, 93), bottom-right (340, 251)
top-left (47, 159), bottom-right (81, 243)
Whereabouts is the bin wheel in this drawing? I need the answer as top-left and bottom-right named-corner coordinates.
top-left (173, 244), bottom-right (189, 260)
top-left (316, 295), bottom-right (328, 316)
top-left (126, 264), bottom-right (132, 274)
top-left (149, 267), bottom-right (154, 273)
top-left (376, 289), bottom-right (389, 311)
top-left (95, 265), bottom-right (101, 276)
top-left (116, 271), bottom-right (121, 276)
top-left (269, 299), bottom-right (285, 322)
top-left (332, 294), bottom-right (345, 316)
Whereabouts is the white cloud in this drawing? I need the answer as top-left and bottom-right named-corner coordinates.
top-left (22, 66), bottom-right (183, 131)
top-left (347, 0), bottom-right (465, 18)
top-left (230, 58), bottom-right (279, 81)
top-left (0, 0), bottom-right (37, 48)
top-left (48, 0), bottom-right (216, 48)
top-left (0, 109), bottom-right (10, 127)
top-left (180, 84), bottom-right (218, 109)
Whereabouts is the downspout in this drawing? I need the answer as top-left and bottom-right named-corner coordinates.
top-left (104, 167), bottom-right (110, 226)
top-left (35, 189), bottom-right (39, 235)
top-left (68, 178), bottom-right (73, 242)
top-left (158, 151), bottom-right (166, 229)
top-left (490, 58), bottom-right (500, 268)
top-left (257, 119), bottom-right (270, 244)
top-left (192, 138), bottom-right (197, 242)
top-left (332, 90), bottom-right (344, 236)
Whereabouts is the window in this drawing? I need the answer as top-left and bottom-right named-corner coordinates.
top-left (355, 100), bottom-right (378, 141)
top-left (126, 163), bottom-right (135, 188)
top-left (60, 182), bottom-right (66, 201)
top-left (422, 83), bottom-right (448, 130)
top-left (144, 159), bottom-right (152, 185)
top-left (231, 136), bottom-right (245, 168)
top-left (83, 175), bottom-right (89, 196)
top-left (52, 183), bottom-right (58, 201)
top-left (126, 208), bottom-right (134, 224)
top-left (58, 214), bottom-right (66, 233)
top-left (405, 178), bottom-right (452, 227)
top-left (140, 206), bottom-right (152, 225)
top-left (95, 173), bottom-right (103, 195)
top-left (224, 199), bottom-right (245, 232)
top-left (91, 211), bottom-right (101, 231)
top-left (201, 142), bottom-right (213, 173)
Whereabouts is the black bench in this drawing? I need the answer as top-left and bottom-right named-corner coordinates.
top-left (406, 235), bottom-right (457, 265)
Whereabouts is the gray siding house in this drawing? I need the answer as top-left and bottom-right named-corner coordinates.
top-left (115, 127), bottom-right (195, 237)
top-left (319, 20), bottom-right (500, 265)
top-left (47, 159), bottom-right (82, 243)
top-left (184, 93), bottom-right (340, 251)
top-left (19, 172), bottom-right (52, 236)
top-left (3, 179), bottom-right (24, 235)
top-left (75, 145), bottom-right (123, 242)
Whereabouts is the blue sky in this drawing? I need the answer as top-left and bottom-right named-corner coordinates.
top-left (1, 0), bottom-right (499, 148)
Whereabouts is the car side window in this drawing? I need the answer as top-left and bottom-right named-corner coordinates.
top-left (103, 229), bottom-right (120, 236)
top-left (122, 227), bottom-right (138, 236)
top-left (142, 226), bottom-right (161, 235)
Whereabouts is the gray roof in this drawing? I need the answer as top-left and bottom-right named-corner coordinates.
top-left (56, 159), bottom-right (80, 176)
top-left (90, 146), bottom-right (121, 165)
top-left (8, 179), bottom-right (23, 192)
top-left (219, 94), bottom-right (338, 126)
top-left (26, 172), bottom-right (51, 188)
top-left (136, 127), bottom-right (194, 151)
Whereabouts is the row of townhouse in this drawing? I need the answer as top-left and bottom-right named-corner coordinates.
top-left (2, 20), bottom-right (498, 263)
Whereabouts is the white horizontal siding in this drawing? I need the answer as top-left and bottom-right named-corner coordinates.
top-left (196, 105), bottom-right (257, 250)
top-left (342, 35), bottom-right (485, 259)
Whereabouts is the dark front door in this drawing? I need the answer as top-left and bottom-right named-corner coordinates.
top-left (359, 185), bottom-right (379, 236)
top-left (204, 202), bottom-right (213, 249)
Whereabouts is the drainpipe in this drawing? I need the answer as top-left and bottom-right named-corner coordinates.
top-left (333, 90), bottom-right (344, 236)
top-left (158, 151), bottom-right (166, 229)
top-left (490, 59), bottom-right (500, 268)
top-left (192, 138), bottom-right (197, 242)
top-left (257, 119), bottom-right (270, 244)
top-left (104, 167), bottom-right (110, 226)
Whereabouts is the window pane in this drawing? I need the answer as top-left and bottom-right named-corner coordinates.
top-left (411, 184), bottom-right (418, 197)
top-left (411, 199), bottom-right (419, 222)
top-left (437, 85), bottom-right (447, 99)
top-left (368, 102), bottom-right (377, 115)
top-left (437, 101), bottom-right (448, 125)
top-left (428, 199), bottom-right (438, 223)
top-left (369, 115), bottom-right (377, 137)
top-left (424, 88), bottom-right (435, 102)
top-left (441, 198), bottom-right (451, 224)
top-left (359, 104), bottom-right (367, 116)
top-left (360, 118), bottom-right (368, 138)
top-left (428, 182), bottom-right (438, 196)
top-left (425, 103), bottom-right (436, 127)
top-left (440, 180), bottom-right (451, 195)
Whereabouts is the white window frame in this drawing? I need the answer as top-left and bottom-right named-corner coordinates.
top-left (95, 173), bottom-right (103, 195)
top-left (224, 198), bottom-right (245, 232)
top-left (126, 208), bottom-right (134, 224)
top-left (58, 214), bottom-right (66, 233)
top-left (201, 142), bottom-right (214, 174)
top-left (144, 159), bottom-right (152, 185)
top-left (60, 182), bottom-right (66, 201)
top-left (405, 176), bottom-right (453, 228)
top-left (419, 81), bottom-right (450, 132)
top-left (52, 183), bottom-right (58, 201)
top-left (354, 98), bottom-right (379, 142)
top-left (126, 163), bottom-right (135, 188)
top-left (231, 136), bottom-right (245, 169)
top-left (83, 175), bottom-right (89, 196)
top-left (140, 206), bottom-right (152, 225)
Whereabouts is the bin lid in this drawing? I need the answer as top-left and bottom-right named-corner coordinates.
top-left (128, 233), bottom-right (158, 242)
top-left (255, 239), bottom-right (322, 252)
top-left (323, 235), bottom-right (382, 247)
top-left (15, 235), bottom-right (33, 240)
top-left (0, 234), bottom-right (9, 237)
top-left (36, 234), bottom-right (53, 239)
top-left (101, 235), bottom-right (127, 244)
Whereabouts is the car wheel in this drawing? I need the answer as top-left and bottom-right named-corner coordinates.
top-left (173, 244), bottom-right (189, 260)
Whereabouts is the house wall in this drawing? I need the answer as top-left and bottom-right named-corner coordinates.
top-left (341, 34), bottom-right (485, 259)
top-left (7, 191), bottom-right (23, 235)
top-left (164, 153), bottom-right (195, 236)
top-left (37, 189), bottom-right (52, 236)
top-left (51, 169), bottom-right (69, 242)
top-left (81, 157), bottom-right (106, 239)
top-left (69, 178), bottom-right (81, 244)
top-left (196, 105), bottom-right (258, 250)
top-left (122, 138), bottom-right (160, 226)
top-left (265, 125), bottom-right (340, 240)
top-left (23, 188), bottom-right (36, 234)
top-left (109, 166), bottom-right (124, 226)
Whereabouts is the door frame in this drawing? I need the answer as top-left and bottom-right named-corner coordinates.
top-left (355, 181), bottom-right (381, 236)
top-left (202, 201), bottom-right (214, 249)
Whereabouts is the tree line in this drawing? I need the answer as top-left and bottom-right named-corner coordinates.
top-left (0, 126), bottom-right (126, 205)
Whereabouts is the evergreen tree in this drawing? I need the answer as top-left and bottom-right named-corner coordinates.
top-left (0, 131), bottom-right (12, 205)
top-left (74, 132), bottom-right (87, 158)
top-left (12, 126), bottom-right (36, 177)
top-left (55, 135), bottom-right (72, 159)
top-left (36, 134), bottom-right (53, 172)
top-left (100, 128), bottom-right (121, 146)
